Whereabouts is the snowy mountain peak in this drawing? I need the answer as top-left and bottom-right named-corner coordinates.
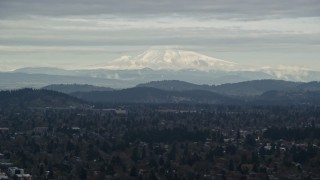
top-left (101, 48), bottom-right (238, 71)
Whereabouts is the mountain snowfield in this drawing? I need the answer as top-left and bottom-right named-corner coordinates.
top-left (99, 48), bottom-right (239, 71)
top-left (95, 47), bottom-right (311, 81)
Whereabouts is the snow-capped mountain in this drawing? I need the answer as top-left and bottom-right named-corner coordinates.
top-left (6, 48), bottom-right (319, 90)
top-left (99, 48), bottom-right (239, 71)
top-left (84, 47), bottom-right (318, 82)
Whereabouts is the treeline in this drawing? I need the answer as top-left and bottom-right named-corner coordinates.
top-left (0, 88), bottom-right (85, 108)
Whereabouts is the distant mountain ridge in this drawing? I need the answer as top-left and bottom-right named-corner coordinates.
top-left (14, 67), bottom-right (77, 76)
top-left (43, 84), bottom-right (113, 94)
top-left (70, 85), bottom-right (320, 105)
top-left (42, 79), bottom-right (308, 97)
top-left (137, 79), bottom-right (304, 96)
top-left (0, 72), bottom-right (126, 90)
top-left (39, 79), bottom-right (320, 97)
top-left (0, 70), bottom-right (272, 90)
top-left (137, 80), bottom-right (211, 91)
top-left (2, 80), bottom-right (320, 106)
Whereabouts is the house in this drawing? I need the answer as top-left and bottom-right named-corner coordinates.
top-left (264, 143), bottom-right (272, 151)
top-left (15, 173), bottom-right (32, 180)
top-left (0, 172), bottom-right (8, 180)
top-left (8, 167), bottom-right (24, 177)
top-left (7, 167), bottom-right (32, 180)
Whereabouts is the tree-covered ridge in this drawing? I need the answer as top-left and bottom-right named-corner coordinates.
top-left (71, 87), bottom-right (239, 104)
top-left (0, 88), bottom-right (86, 108)
top-left (137, 79), bottom-right (303, 96)
top-left (258, 90), bottom-right (320, 105)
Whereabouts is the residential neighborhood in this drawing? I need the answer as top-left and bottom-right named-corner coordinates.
top-left (0, 105), bottom-right (319, 179)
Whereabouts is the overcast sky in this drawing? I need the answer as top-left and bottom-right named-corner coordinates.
top-left (0, 0), bottom-right (319, 71)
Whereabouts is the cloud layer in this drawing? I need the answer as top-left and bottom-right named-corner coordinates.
top-left (1, 0), bottom-right (319, 19)
top-left (0, 0), bottom-right (319, 70)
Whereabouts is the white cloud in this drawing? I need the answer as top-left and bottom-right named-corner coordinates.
top-left (261, 65), bottom-right (311, 81)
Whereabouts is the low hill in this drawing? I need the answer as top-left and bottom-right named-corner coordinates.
top-left (137, 79), bottom-right (302, 96)
top-left (43, 84), bottom-right (113, 94)
top-left (71, 87), bottom-right (239, 104)
top-left (0, 89), bottom-right (87, 109)
top-left (294, 81), bottom-right (320, 91)
top-left (256, 90), bottom-right (320, 105)
top-left (213, 79), bottom-right (302, 96)
top-left (137, 80), bottom-right (210, 91)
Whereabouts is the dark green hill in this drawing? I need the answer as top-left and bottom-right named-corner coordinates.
top-left (255, 90), bottom-right (320, 105)
top-left (213, 79), bottom-right (302, 96)
top-left (0, 89), bottom-right (87, 109)
top-left (137, 79), bottom-right (302, 96)
top-left (294, 81), bottom-right (320, 91)
top-left (71, 87), bottom-right (239, 104)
